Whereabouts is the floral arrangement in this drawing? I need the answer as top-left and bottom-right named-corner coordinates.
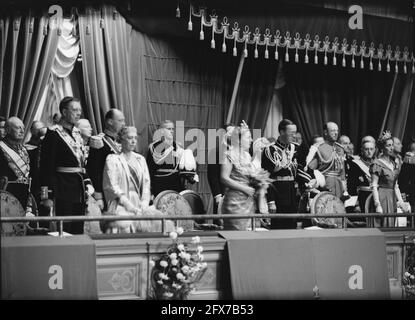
top-left (402, 239), bottom-right (415, 298)
top-left (246, 166), bottom-right (274, 192)
top-left (149, 227), bottom-right (208, 300)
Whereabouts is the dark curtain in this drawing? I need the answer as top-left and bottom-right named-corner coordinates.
top-left (231, 56), bottom-right (279, 131)
top-left (0, 12), bottom-right (59, 135)
top-left (139, 32), bottom-right (237, 214)
top-left (282, 55), bottom-right (414, 149)
top-left (78, 5), bottom-right (136, 135)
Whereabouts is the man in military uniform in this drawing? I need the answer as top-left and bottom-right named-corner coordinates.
top-left (262, 119), bottom-right (312, 229)
top-left (347, 140), bottom-right (376, 218)
top-left (147, 120), bottom-right (187, 198)
top-left (308, 122), bottom-right (348, 199)
top-left (86, 109), bottom-right (125, 211)
top-left (0, 117), bottom-right (32, 211)
top-left (25, 121), bottom-right (47, 220)
top-left (399, 141), bottom-right (415, 211)
top-left (39, 97), bottom-right (94, 234)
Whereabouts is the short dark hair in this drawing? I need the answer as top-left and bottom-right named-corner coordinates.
top-left (104, 108), bottom-right (117, 123)
top-left (59, 96), bottom-right (80, 114)
top-left (278, 119), bottom-right (294, 133)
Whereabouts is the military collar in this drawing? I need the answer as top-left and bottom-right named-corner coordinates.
top-left (104, 129), bottom-right (117, 140)
top-left (59, 119), bottom-right (75, 132)
top-left (3, 137), bottom-right (23, 151)
top-left (275, 138), bottom-right (290, 149)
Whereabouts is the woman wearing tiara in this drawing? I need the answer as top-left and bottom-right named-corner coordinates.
top-left (370, 131), bottom-right (409, 227)
top-left (220, 122), bottom-right (271, 230)
top-left (102, 126), bottom-right (174, 233)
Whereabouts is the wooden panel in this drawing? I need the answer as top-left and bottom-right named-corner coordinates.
top-left (97, 256), bottom-right (147, 300)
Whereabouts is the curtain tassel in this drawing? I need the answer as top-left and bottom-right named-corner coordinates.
top-left (285, 51), bottom-right (289, 62)
top-left (275, 49), bottom-right (279, 60)
top-left (176, 5), bottom-right (181, 18)
top-left (222, 42), bottom-right (227, 53)
top-left (412, 63), bottom-right (415, 74)
top-left (360, 58), bottom-right (364, 69)
top-left (342, 55), bottom-right (346, 67)
top-left (333, 54), bottom-right (337, 66)
top-left (386, 61), bottom-right (390, 72)
top-left (244, 48), bottom-right (248, 58)
top-left (324, 54), bottom-right (327, 65)
top-left (378, 60), bottom-right (382, 71)
top-left (395, 62), bottom-right (398, 74)
top-left (265, 48), bottom-right (269, 59)
top-left (295, 52), bottom-right (299, 63)
top-left (200, 30), bottom-right (204, 40)
top-left (233, 46), bottom-right (237, 56)
top-left (403, 63), bottom-right (407, 74)
top-left (351, 57), bottom-right (355, 68)
top-left (369, 59), bottom-right (373, 70)
top-left (314, 53), bottom-right (318, 64)
top-left (255, 48), bottom-right (259, 59)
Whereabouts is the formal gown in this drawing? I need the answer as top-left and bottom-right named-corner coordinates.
top-left (370, 158), bottom-right (401, 227)
top-left (222, 149), bottom-right (256, 230)
top-left (103, 152), bottom-right (174, 233)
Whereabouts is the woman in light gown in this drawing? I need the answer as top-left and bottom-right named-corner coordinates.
top-left (102, 127), bottom-right (174, 233)
top-left (220, 124), bottom-right (269, 230)
top-left (370, 131), bottom-right (409, 227)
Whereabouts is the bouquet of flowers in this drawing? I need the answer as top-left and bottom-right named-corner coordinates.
top-left (402, 239), bottom-right (415, 298)
top-left (149, 227), bottom-right (208, 300)
top-left (245, 166), bottom-right (274, 215)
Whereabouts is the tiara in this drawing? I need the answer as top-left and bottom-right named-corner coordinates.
top-left (240, 120), bottom-right (249, 130)
top-left (378, 130), bottom-right (392, 143)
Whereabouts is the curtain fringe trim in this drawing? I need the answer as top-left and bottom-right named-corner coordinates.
top-left (179, 2), bottom-right (415, 74)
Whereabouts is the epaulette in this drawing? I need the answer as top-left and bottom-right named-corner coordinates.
top-left (404, 152), bottom-right (415, 164)
top-left (49, 124), bottom-right (60, 131)
top-left (89, 133), bottom-right (105, 149)
top-left (334, 142), bottom-right (346, 151)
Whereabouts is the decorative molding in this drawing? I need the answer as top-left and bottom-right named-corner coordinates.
top-left (178, 1), bottom-right (415, 74)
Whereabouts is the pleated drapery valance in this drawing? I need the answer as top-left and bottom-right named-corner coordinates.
top-left (178, 3), bottom-right (415, 74)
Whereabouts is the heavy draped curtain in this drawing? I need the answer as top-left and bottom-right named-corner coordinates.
top-left (78, 6), bottom-right (136, 135)
top-left (282, 61), bottom-right (414, 148)
top-left (0, 12), bottom-right (59, 135)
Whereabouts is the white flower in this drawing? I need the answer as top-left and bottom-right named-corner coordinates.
top-left (160, 260), bottom-right (168, 268)
top-left (177, 244), bottom-right (185, 251)
top-left (169, 253), bottom-right (177, 260)
top-left (179, 252), bottom-right (187, 259)
top-left (405, 272), bottom-right (411, 277)
top-left (162, 274), bottom-right (169, 280)
top-left (411, 275), bottom-right (415, 280)
top-left (163, 292), bottom-right (173, 298)
top-left (176, 227), bottom-right (184, 235)
top-left (157, 280), bottom-right (163, 285)
top-left (171, 259), bottom-right (179, 266)
top-left (176, 273), bottom-right (185, 280)
top-left (191, 236), bottom-right (200, 244)
top-left (197, 246), bottom-right (203, 253)
top-left (198, 254), bottom-right (204, 261)
top-left (181, 265), bottom-right (190, 274)
top-left (201, 262), bottom-right (208, 269)
top-left (158, 272), bottom-right (165, 279)
top-left (185, 253), bottom-right (191, 261)
top-left (149, 260), bottom-right (155, 267)
top-left (169, 232), bottom-right (178, 240)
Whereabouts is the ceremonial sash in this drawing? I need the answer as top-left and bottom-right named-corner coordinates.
top-left (103, 135), bottom-right (121, 154)
top-left (54, 126), bottom-right (84, 167)
top-left (351, 158), bottom-right (371, 181)
top-left (0, 141), bottom-right (30, 182)
top-left (119, 154), bottom-right (141, 197)
top-left (377, 158), bottom-right (395, 172)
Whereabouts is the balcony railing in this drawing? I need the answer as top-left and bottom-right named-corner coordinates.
top-left (1, 213), bottom-right (415, 237)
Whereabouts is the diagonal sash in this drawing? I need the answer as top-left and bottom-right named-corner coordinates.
top-left (54, 126), bottom-right (83, 167)
top-left (103, 136), bottom-right (121, 154)
top-left (0, 141), bottom-right (30, 180)
top-left (352, 158), bottom-right (371, 181)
